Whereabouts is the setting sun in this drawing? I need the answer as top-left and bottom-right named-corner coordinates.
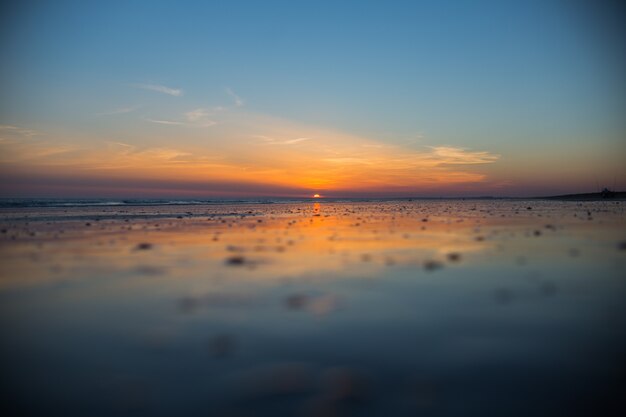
top-left (313, 194), bottom-right (321, 198)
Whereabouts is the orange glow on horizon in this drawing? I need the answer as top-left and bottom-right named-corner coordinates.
top-left (0, 113), bottom-right (507, 197)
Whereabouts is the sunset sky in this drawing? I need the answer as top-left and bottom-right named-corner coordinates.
top-left (1, 0), bottom-right (624, 198)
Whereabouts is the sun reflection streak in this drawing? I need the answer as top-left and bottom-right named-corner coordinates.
top-left (0, 201), bottom-right (516, 289)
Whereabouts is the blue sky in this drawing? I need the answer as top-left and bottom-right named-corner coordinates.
top-left (1, 0), bottom-right (624, 197)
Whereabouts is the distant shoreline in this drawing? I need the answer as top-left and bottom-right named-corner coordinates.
top-left (534, 191), bottom-right (626, 201)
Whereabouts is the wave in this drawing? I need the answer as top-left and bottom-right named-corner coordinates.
top-left (0, 196), bottom-right (508, 208)
top-left (0, 198), bottom-right (313, 208)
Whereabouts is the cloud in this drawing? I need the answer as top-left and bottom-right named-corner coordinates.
top-left (256, 135), bottom-right (310, 145)
top-left (246, 122), bottom-right (500, 189)
top-left (323, 157), bottom-right (371, 164)
top-left (105, 141), bottom-right (136, 154)
top-left (144, 109), bottom-right (218, 128)
top-left (96, 106), bottom-right (139, 116)
top-left (185, 109), bottom-right (209, 122)
top-left (0, 124), bottom-right (40, 137)
top-left (144, 118), bottom-right (184, 126)
top-left (134, 83), bottom-right (183, 97)
top-left (184, 108), bottom-right (217, 127)
top-left (225, 87), bottom-right (244, 106)
top-left (0, 112), bottom-right (503, 197)
top-left (429, 146), bottom-right (500, 165)
top-left (0, 137), bottom-right (76, 164)
top-left (283, 137), bottom-right (310, 145)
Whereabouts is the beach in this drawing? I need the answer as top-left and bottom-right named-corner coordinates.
top-left (1, 199), bottom-right (625, 416)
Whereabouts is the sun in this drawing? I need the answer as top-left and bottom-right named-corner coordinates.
top-left (313, 194), bottom-right (321, 198)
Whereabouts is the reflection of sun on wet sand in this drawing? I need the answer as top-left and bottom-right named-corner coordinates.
top-left (0, 201), bottom-right (624, 290)
top-left (0, 202), bottom-right (527, 287)
top-left (1, 200), bottom-right (625, 416)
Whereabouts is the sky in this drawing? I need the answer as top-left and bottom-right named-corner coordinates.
top-left (0, 0), bottom-right (625, 198)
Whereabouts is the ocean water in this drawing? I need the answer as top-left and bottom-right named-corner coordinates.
top-left (0, 196), bottom-right (502, 208)
top-left (0, 197), bottom-right (300, 208)
top-left (0, 200), bottom-right (624, 416)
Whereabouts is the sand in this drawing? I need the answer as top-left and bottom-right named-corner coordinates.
top-left (1, 200), bottom-right (625, 416)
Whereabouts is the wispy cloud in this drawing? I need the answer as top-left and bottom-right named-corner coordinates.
top-left (0, 113), bottom-right (503, 197)
top-left (323, 157), bottom-right (371, 164)
top-left (0, 124), bottom-right (40, 137)
top-left (134, 83), bottom-right (183, 97)
top-left (225, 87), bottom-right (244, 106)
top-left (255, 135), bottom-right (310, 145)
top-left (96, 106), bottom-right (139, 116)
top-left (184, 108), bottom-right (217, 127)
top-left (429, 146), bottom-right (500, 165)
top-left (144, 109), bottom-right (217, 128)
top-left (283, 137), bottom-right (310, 145)
top-left (144, 118), bottom-right (184, 126)
top-left (105, 141), bottom-right (136, 152)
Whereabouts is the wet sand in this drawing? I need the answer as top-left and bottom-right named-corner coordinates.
top-left (1, 200), bottom-right (625, 416)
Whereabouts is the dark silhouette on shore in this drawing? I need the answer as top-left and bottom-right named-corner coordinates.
top-left (540, 189), bottom-right (624, 201)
